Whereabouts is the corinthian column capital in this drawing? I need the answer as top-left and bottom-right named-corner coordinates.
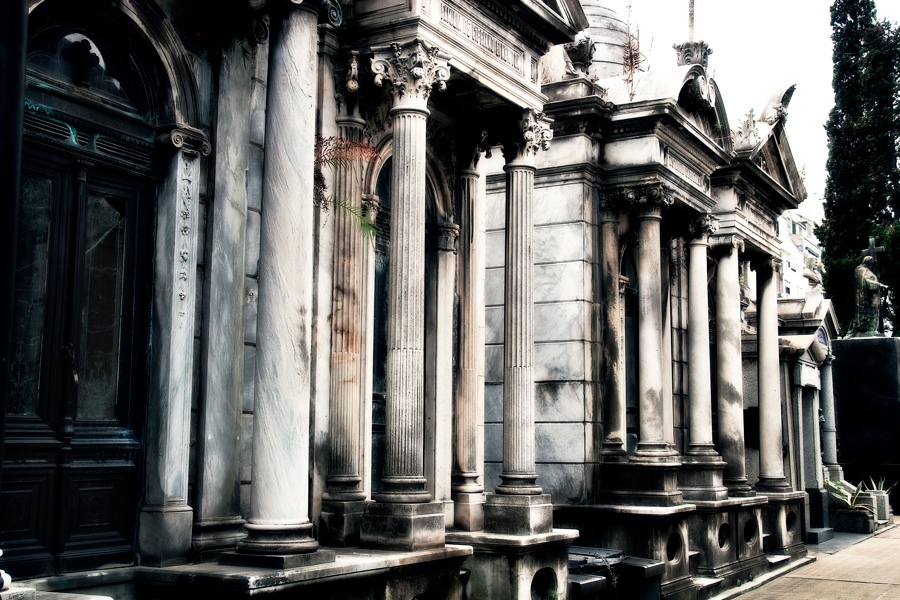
top-left (622, 182), bottom-right (675, 218)
top-left (371, 41), bottom-right (450, 110)
top-left (689, 212), bottom-right (719, 241)
top-left (502, 109), bottom-right (552, 166)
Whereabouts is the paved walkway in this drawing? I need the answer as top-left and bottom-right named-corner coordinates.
top-left (729, 518), bottom-right (900, 599)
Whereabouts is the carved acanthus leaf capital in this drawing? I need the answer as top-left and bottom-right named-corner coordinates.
top-left (427, 223), bottom-right (460, 253)
top-left (689, 213), bottom-right (719, 239)
top-left (598, 190), bottom-right (623, 221)
top-left (673, 40), bottom-right (713, 69)
top-left (362, 194), bottom-right (380, 220)
top-left (503, 109), bottom-right (552, 164)
top-left (621, 182), bottom-right (675, 216)
top-left (157, 126), bottom-right (211, 156)
top-left (371, 41), bottom-right (450, 109)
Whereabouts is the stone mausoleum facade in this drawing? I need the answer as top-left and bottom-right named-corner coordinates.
top-left (0, 1), bottom-right (834, 598)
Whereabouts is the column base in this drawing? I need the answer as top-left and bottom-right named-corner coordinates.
top-left (600, 460), bottom-right (684, 507)
top-left (484, 493), bottom-right (552, 536)
top-left (191, 516), bottom-right (247, 559)
top-left (360, 501), bottom-right (446, 551)
top-left (601, 440), bottom-right (628, 462)
top-left (724, 476), bottom-right (756, 498)
top-left (319, 500), bottom-right (367, 547)
top-left (452, 492), bottom-right (485, 532)
top-left (755, 476), bottom-right (792, 494)
top-left (823, 464), bottom-right (844, 482)
top-left (139, 505), bottom-right (193, 567)
top-left (237, 521), bottom-right (319, 555)
top-left (220, 549), bottom-right (335, 570)
top-left (678, 455), bottom-right (729, 502)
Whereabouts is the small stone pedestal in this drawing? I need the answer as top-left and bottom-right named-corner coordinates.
top-left (452, 492), bottom-right (485, 532)
top-left (761, 491), bottom-right (807, 559)
top-left (678, 456), bottom-right (729, 502)
top-left (484, 494), bottom-right (552, 536)
top-left (600, 460), bottom-right (685, 507)
top-left (360, 501), bottom-right (446, 551)
top-left (319, 500), bottom-right (367, 547)
top-left (446, 529), bottom-right (578, 600)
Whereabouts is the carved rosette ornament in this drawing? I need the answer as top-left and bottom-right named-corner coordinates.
top-left (689, 212), bottom-right (719, 240)
top-left (371, 41), bottom-right (450, 110)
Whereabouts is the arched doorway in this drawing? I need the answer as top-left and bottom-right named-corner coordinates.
top-left (1, 1), bottom-right (177, 576)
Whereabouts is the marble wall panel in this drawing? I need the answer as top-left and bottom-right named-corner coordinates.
top-left (534, 262), bottom-right (589, 302)
top-left (485, 268), bottom-right (504, 306)
top-left (484, 462), bottom-right (502, 495)
top-left (243, 276), bottom-right (258, 344)
top-left (533, 182), bottom-right (589, 226)
top-left (533, 223), bottom-right (587, 265)
top-left (537, 135), bottom-right (598, 170)
top-left (240, 483), bottom-right (251, 520)
top-left (485, 344), bottom-right (503, 383)
top-left (536, 423), bottom-right (586, 462)
top-left (242, 345), bottom-right (256, 412)
top-left (535, 382), bottom-right (585, 423)
top-left (240, 413), bottom-right (253, 482)
top-left (742, 357), bottom-right (759, 407)
top-left (485, 186), bottom-right (505, 231)
top-left (534, 341), bottom-right (586, 381)
top-left (247, 148), bottom-right (264, 211)
top-left (485, 301), bottom-right (588, 345)
top-left (484, 422), bottom-right (503, 463)
top-left (485, 382), bottom-right (502, 423)
top-left (245, 210), bottom-right (260, 277)
top-left (535, 462), bottom-right (587, 505)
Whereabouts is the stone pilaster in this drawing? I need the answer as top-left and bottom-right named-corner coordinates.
top-left (320, 108), bottom-right (368, 545)
top-left (754, 258), bottom-right (791, 492)
top-left (452, 155), bottom-right (486, 531)
top-left (360, 40), bottom-right (448, 551)
top-left (711, 235), bottom-right (754, 496)
top-left (599, 195), bottom-right (626, 460)
top-left (679, 214), bottom-right (728, 501)
top-left (485, 109), bottom-right (553, 536)
top-left (192, 36), bottom-right (253, 556)
top-left (627, 183), bottom-right (676, 461)
top-left (140, 126), bottom-right (210, 566)
top-left (231, 3), bottom-right (334, 565)
top-left (820, 355), bottom-right (842, 480)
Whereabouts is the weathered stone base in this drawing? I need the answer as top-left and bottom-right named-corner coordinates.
top-left (219, 548), bottom-right (335, 569)
top-left (452, 492), bottom-right (485, 532)
top-left (446, 529), bottom-right (577, 600)
top-left (555, 504), bottom-right (695, 599)
top-left (319, 500), bottom-right (367, 547)
top-left (687, 496), bottom-right (768, 590)
top-left (360, 501), bottom-right (446, 551)
top-left (600, 460), bottom-right (685, 507)
top-left (484, 493), bottom-right (552, 536)
top-left (761, 491), bottom-right (807, 559)
top-left (191, 517), bottom-right (246, 560)
top-left (679, 456), bottom-right (729, 502)
top-left (139, 506), bottom-right (193, 567)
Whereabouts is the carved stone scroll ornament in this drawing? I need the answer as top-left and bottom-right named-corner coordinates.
top-left (157, 126), bottom-right (212, 157)
top-left (502, 109), bottom-right (552, 163)
top-left (249, 0), bottom-right (342, 27)
top-left (689, 212), bottom-right (719, 240)
top-left (371, 42), bottom-right (450, 109)
top-left (709, 234), bottom-right (745, 254)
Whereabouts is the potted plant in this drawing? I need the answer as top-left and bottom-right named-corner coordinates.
top-left (825, 479), bottom-right (876, 534)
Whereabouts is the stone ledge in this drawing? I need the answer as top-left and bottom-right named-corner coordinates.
top-left (558, 503), bottom-right (697, 517)
top-left (446, 528), bottom-right (578, 552)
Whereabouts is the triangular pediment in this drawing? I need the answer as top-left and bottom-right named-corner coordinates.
top-left (509, 0), bottom-right (589, 43)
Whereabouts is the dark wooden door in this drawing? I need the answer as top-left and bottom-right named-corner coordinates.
top-left (1, 143), bottom-right (150, 577)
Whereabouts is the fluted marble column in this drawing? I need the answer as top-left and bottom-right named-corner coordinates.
top-left (236, 3), bottom-right (327, 559)
top-left (820, 354), bottom-right (840, 473)
top-left (686, 215), bottom-right (718, 457)
top-left (628, 184), bottom-right (675, 461)
top-left (755, 258), bottom-right (790, 492)
top-left (712, 236), bottom-right (754, 496)
top-left (485, 110), bottom-right (554, 536)
top-left (600, 196), bottom-right (626, 459)
top-left (360, 41), bottom-right (448, 551)
top-left (452, 157), bottom-right (486, 530)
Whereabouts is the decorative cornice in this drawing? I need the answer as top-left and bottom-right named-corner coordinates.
top-left (502, 109), bottom-right (552, 163)
top-left (673, 40), bottom-right (712, 69)
top-left (371, 41), bottom-right (450, 110)
top-left (157, 126), bottom-right (211, 156)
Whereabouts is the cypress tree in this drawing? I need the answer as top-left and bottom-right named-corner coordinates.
top-left (818, 0), bottom-right (900, 333)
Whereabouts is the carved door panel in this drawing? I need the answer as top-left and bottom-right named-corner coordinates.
top-left (2, 144), bottom-right (150, 577)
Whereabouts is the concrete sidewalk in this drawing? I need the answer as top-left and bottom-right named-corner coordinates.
top-left (717, 518), bottom-right (900, 599)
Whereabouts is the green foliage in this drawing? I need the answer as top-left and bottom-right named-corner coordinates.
top-left (817, 0), bottom-right (900, 333)
top-left (314, 135), bottom-right (379, 242)
top-left (863, 476), bottom-right (898, 494)
top-left (825, 479), bottom-right (875, 513)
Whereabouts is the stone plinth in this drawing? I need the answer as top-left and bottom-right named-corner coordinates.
top-left (678, 455), bottom-right (729, 502)
top-left (446, 529), bottom-right (577, 600)
top-left (832, 337), bottom-right (900, 508)
top-left (360, 501), bottom-right (446, 552)
top-left (761, 491), bottom-right (807, 559)
top-left (599, 460), bottom-right (684, 507)
top-left (319, 500), bottom-right (367, 547)
top-left (484, 493), bottom-right (552, 536)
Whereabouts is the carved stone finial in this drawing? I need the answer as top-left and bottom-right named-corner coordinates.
top-left (371, 41), bottom-right (450, 109)
top-left (689, 213), bottom-right (719, 239)
top-left (673, 40), bottom-right (713, 69)
top-left (563, 30), bottom-right (594, 77)
top-left (734, 109), bottom-right (761, 152)
top-left (502, 109), bottom-right (552, 163)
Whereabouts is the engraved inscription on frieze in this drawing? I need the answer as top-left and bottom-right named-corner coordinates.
top-left (666, 151), bottom-right (709, 192)
top-left (441, 2), bottom-right (525, 76)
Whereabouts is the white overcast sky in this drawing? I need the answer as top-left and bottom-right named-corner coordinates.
top-left (607, 0), bottom-right (900, 223)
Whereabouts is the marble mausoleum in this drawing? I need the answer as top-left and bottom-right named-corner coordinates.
top-left (1, 1), bottom-right (833, 598)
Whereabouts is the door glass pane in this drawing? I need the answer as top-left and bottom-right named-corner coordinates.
top-left (7, 174), bottom-right (53, 416)
top-left (77, 191), bottom-right (126, 421)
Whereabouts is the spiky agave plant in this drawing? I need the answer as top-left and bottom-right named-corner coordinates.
top-left (314, 135), bottom-right (379, 240)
